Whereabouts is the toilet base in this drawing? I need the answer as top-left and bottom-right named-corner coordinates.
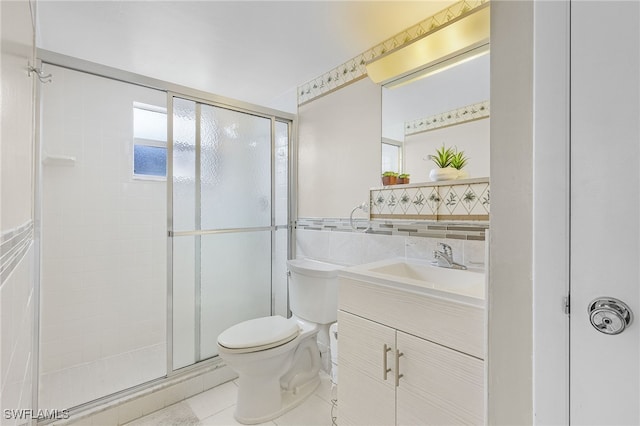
top-left (234, 374), bottom-right (320, 425)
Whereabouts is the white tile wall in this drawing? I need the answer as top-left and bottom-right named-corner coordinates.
top-left (0, 245), bottom-right (35, 426)
top-left (39, 65), bottom-right (167, 409)
top-left (1, 1), bottom-right (37, 423)
top-left (296, 229), bottom-right (485, 269)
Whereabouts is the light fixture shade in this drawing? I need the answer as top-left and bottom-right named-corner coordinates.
top-left (366, 5), bottom-right (490, 86)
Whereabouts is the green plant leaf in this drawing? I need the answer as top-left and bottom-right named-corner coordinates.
top-left (430, 144), bottom-right (455, 168)
top-left (450, 150), bottom-right (469, 170)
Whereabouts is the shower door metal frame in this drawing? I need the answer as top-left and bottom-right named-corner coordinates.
top-left (166, 91), bottom-right (294, 373)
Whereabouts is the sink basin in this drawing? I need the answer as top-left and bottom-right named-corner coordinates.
top-left (341, 258), bottom-right (485, 303)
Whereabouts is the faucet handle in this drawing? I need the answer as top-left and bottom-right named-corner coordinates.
top-left (438, 242), bottom-right (452, 256)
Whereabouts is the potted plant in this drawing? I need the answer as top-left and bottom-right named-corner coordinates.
top-left (450, 150), bottom-right (469, 179)
top-left (382, 171), bottom-right (398, 185)
top-left (428, 145), bottom-right (458, 181)
top-left (398, 173), bottom-right (410, 184)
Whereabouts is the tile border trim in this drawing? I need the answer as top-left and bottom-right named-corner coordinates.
top-left (297, 0), bottom-right (489, 105)
top-left (296, 218), bottom-right (488, 241)
top-left (405, 100), bottom-right (490, 136)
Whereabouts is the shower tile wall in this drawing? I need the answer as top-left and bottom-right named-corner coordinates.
top-left (39, 65), bottom-right (167, 410)
top-left (1, 244), bottom-right (35, 424)
top-left (1, 1), bottom-right (37, 422)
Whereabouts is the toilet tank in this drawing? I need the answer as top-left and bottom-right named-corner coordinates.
top-left (286, 258), bottom-right (342, 324)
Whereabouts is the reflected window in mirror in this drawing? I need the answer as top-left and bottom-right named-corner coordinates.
top-left (382, 138), bottom-right (402, 174)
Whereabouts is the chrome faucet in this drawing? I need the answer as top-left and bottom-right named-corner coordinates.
top-left (432, 243), bottom-right (467, 270)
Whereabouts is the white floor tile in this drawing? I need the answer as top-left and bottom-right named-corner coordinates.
top-left (199, 405), bottom-right (276, 426)
top-left (312, 373), bottom-right (336, 405)
top-left (130, 376), bottom-right (335, 426)
top-left (186, 381), bottom-right (238, 420)
top-left (272, 395), bottom-right (333, 426)
top-left (124, 402), bottom-right (199, 426)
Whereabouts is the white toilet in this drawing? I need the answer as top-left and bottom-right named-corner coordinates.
top-left (217, 258), bottom-right (341, 425)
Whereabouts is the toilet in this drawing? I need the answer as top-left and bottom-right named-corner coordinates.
top-left (217, 258), bottom-right (341, 425)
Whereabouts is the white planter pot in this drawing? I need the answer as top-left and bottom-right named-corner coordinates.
top-left (457, 169), bottom-right (469, 179)
top-left (429, 167), bottom-right (459, 181)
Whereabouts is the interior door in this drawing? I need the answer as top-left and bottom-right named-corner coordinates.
top-left (570, 1), bottom-right (640, 424)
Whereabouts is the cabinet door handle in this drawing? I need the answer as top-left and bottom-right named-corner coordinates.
top-left (395, 350), bottom-right (404, 387)
top-left (382, 344), bottom-right (392, 380)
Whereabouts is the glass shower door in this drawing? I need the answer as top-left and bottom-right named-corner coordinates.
top-left (170, 96), bottom-right (275, 369)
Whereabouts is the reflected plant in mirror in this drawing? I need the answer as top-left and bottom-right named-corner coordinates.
top-left (428, 144), bottom-right (458, 182)
top-left (382, 171), bottom-right (398, 186)
top-left (450, 150), bottom-right (469, 179)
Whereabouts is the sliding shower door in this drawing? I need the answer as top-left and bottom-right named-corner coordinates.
top-left (38, 65), bottom-right (168, 410)
top-left (170, 96), bottom-right (288, 369)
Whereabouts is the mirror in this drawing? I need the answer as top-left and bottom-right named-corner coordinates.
top-left (381, 53), bottom-right (490, 183)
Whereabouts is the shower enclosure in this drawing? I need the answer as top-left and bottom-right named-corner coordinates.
top-left (37, 63), bottom-right (292, 411)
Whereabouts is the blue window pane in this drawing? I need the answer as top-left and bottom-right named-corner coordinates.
top-left (134, 145), bottom-right (167, 177)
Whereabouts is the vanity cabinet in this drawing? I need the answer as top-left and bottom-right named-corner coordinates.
top-left (338, 311), bottom-right (396, 426)
top-left (338, 274), bottom-right (485, 425)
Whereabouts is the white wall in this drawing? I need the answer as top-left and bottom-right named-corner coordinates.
top-left (404, 118), bottom-right (490, 182)
top-left (0, 1), bottom-right (37, 423)
top-left (488, 1), bottom-right (533, 424)
top-left (1, 2), bottom-right (34, 230)
top-left (38, 65), bottom-right (166, 410)
top-left (298, 78), bottom-right (381, 218)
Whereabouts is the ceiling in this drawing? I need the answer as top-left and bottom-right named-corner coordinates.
top-left (36, 1), bottom-right (456, 112)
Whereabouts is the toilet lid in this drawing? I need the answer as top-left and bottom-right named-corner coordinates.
top-left (217, 315), bottom-right (300, 351)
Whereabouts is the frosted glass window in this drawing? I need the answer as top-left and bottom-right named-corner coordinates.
top-left (133, 103), bottom-right (167, 178)
top-left (275, 121), bottom-right (289, 226)
top-left (134, 145), bottom-right (166, 176)
top-left (200, 105), bottom-right (271, 229)
top-left (172, 98), bottom-right (197, 231)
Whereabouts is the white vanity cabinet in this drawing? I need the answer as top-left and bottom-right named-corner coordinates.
top-left (337, 311), bottom-right (396, 426)
top-left (337, 270), bottom-right (485, 426)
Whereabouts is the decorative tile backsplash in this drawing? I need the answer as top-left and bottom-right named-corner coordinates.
top-left (297, 0), bottom-right (489, 105)
top-left (370, 178), bottom-right (489, 221)
top-left (405, 100), bottom-right (490, 136)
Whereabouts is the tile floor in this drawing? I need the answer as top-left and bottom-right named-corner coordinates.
top-left (124, 373), bottom-right (337, 426)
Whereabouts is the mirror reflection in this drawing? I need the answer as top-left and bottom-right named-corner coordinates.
top-left (381, 53), bottom-right (490, 183)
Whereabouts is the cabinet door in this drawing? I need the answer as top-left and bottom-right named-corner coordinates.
top-left (396, 331), bottom-right (484, 425)
top-left (338, 311), bottom-right (396, 426)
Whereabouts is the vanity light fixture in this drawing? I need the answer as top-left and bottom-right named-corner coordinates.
top-left (366, 3), bottom-right (490, 88)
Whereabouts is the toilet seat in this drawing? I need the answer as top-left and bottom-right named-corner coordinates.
top-left (217, 315), bottom-right (300, 354)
